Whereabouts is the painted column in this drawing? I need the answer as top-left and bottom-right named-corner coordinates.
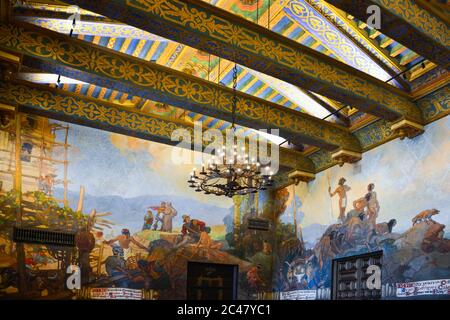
top-left (233, 196), bottom-right (242, 241)
top-left (14, 110), bottom-right (27, 294)
top-left (292, 184), bottom-right (297, 238)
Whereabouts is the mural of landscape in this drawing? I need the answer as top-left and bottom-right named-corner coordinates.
top-left (272, 117), bottom-right (450, 298)
top-left (0, 115), bottom-right (273, 299)
top-left (0, 114), bottom-right (449, 299)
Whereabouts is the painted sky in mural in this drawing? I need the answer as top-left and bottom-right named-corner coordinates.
top-left (53, 121), bottom-right (233, 234)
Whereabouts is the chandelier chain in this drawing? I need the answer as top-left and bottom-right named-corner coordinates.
top-left (187, 60), bottom-right (274, 197)
top-left (231, 63), bottom-right (238, 131)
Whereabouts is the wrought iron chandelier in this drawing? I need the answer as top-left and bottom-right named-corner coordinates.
top-left (187, 64), bottom-right (274, 197)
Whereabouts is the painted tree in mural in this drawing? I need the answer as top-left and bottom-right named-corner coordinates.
top-left (222, 192), bottom-right (278, 297)
top-left (0, 191), bottom-right (19, 239)
top-left (0, 191), bottom-right (88, 234)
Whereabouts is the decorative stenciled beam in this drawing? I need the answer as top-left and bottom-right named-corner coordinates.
top-left (325, 0), bottom-right (450, 67)
top-left (416, 84), bottom-right (449, 123)
top-left (11, 7), bottom-right (165, 41)
top-left (61, 0), bottom-right (422, 123)
top-left (0, 80), bottom-right (316, 173)
top-left (0, 22), bottom-right (361, 152)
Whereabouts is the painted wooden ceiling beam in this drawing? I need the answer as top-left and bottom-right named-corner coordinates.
top-left (60, 0), bottom-right (422, 123)
top-left (0, 80), bottom-right (316, 172)
top-left (0, 22), bottom-right (361, 152)
top-left (325, 0), bottom-right (450, 68)
top-left (308, 0), bottom-right (408, 86)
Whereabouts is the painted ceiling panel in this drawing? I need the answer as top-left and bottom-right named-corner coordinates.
top-left (97, 36), bottom-right (109, 47)
top-left (273, 16), bottom-right (294, 33)
top-left (243, 67), bottom-right (330, 118)
top-left (12, 0), bottom-right (435, 139)
top-left (103, 88), bottom-right (112, 101)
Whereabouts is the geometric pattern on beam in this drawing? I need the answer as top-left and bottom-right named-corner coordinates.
top-left (283, 0), bottom-right (392, 82)
top-left (311, 119), bottom-right (395, 172)
top-left (353, 119), bottom-right (395, 151)
top-left (308, 149), bottom-right (336, 173)
top-left (0, 80), bottom-right (316, 173)
top-left (416, 84), bottom-right (450, 123)
top-left (305, 0), bottom-right (402, 75)
top-left (0, 22), bottom-right (361, 152)
top-left (61, 0), bottom-right (422, 122)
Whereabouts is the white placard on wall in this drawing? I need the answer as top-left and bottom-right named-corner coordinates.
top-left (90, 287), bottom-right (143, 300)
top-left (280, 289), bottom-right (317, 300)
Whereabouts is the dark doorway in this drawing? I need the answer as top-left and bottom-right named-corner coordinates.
top-left (186, 262), bottom-right (238, 300)
top-left (331, 250), bottom-right (383, 300)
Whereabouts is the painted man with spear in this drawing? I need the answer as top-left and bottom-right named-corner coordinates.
top-left (328, 177), bottom-right (351, 223)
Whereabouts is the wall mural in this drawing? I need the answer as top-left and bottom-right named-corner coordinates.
top-left (1, 113), bottom-right (449, 299)
top-left (0, 114), bottom-right (273, 299)
top-left (273, 117), bottom-right (450, 298)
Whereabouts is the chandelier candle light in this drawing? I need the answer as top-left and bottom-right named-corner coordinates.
top-left (188, 145), bottom-right (274, 197)
top-left (187, 64), bottom-right (274, 197)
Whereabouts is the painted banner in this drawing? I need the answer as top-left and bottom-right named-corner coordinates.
top-left (280, 289), bottom-right (317, 300)
top-left (396, 279), bottom-right (450, 297)
top-left (90, 287), bottom-right (143, 300)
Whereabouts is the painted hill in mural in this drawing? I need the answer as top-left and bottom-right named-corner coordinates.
top-left (54, 188), bottom-right (231, 234)
top-left (301, 223), bottom-right (329, 249)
